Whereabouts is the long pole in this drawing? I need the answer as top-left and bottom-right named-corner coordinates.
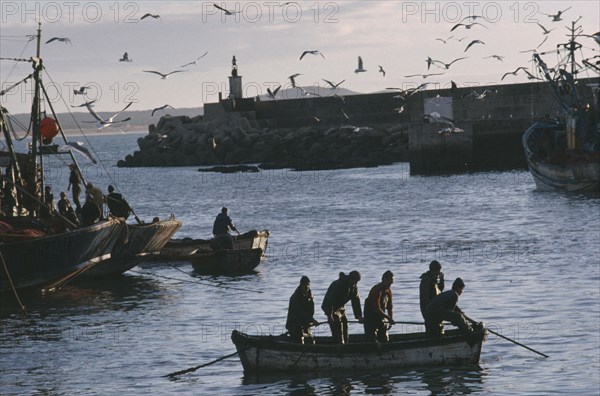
top-left (464, 315), bottom-right (549, 358)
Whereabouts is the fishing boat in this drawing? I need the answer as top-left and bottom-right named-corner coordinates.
top-left (231, 328), bottom-right (485, 374)
top-left (158, 229), bottom-right (269, 261)
top-left (0, 25), bottom-right (125, 292)
top-left (80, 217), bottom-right (182, 277)
top-left (522, 19), bottom-right (600, 193)
top-left (189, 247), bottom-right (263, 275)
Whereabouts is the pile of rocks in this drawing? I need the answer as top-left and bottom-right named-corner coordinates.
top-left (117, 113), bottom-right (410, 171)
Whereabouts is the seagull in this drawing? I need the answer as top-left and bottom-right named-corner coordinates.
top-left (426, 56), bottom-right (435, 70)
top-left (523, 69), bottom-right (542, 81)
top-left (119, 52), bottom-right (132, 62)
top-left (83, 101), bottom-right (133, 130)
top-left (451, 22), bottom-right (487, 31)
top-left (354, 56), bottom-right (367, 73)
top-left (536, 22), bottom-right (556, 35)
top-left (266, 85), bottom-right (281, 99)
top-left (71, 100), bottom-right (96, 108)
top-left (393, 104), bottom-right (406, 113)
top-left (386, 83), bottom-right (429, 99)
top-left (519, 36), bottom-right (549, 53)
top-left (140, 13), bottom-right (161, 20)
top-left (404, 72), bottom-right (444, 79)
top-left (378, 65), bottom-right (386, 77)
top-left (59, 142), bottom-right (97, 164)
top-left (213, 3), bottom-right (241, 15)
top-left (288, 73), bottom-right (301, 87)
top-left (424, 111), bottom-right (454, 125)
top-left (464, 40), bottom-right (485, 52)
top-left (461, 15), bottom-right (488, 22)
top-left (181, 51), bottom-right (208, 67)
top-left (299, 50), bottom-right (325, 60)
top-left (542, 6), bottom-right (571, 22)
top-left (582, 32), bottom-right (600, 45)
top-left (73, 86), bottom-right (89, 95)
top-left (483, 55), bottom-right (505, 62)
top-left (501, 67), bottom-right (528, 81)
top-left (143, 70), bottom-right (185, 79)
top-left (151, 104), bottom-right (174, 116)
top-left (435, 35), bottom-right (453, 44)
top-left (463, 89), bottom-right (497, 100)
top-left (46, 37), bottom-right (71, 45)
top-left (438, 126), bottom-right (465, 135)
top-left (433, 57), bottom-right (468, 69)
top-left (322, 79), bottom-right (345, 89)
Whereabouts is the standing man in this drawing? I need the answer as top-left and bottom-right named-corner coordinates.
top-left (321, 271), bottom-right (364, 344)
top-left (286, 276), bottom-right (318, 344)
top-left (364, 270), bottom-right (396, 342)
top-left (425, 277), bottom-right (484, 346)
top-left (67, 163), bottom-right (82, 214)
top-left (80, 182), bottom-right (104, 226)
top-left (419, 260), bottom-right (445, 336)
top-left (212, 207), bottom-right (240, 237)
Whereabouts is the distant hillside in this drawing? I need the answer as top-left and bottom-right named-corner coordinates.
top-left (5, 107), bottom-right (204, 133)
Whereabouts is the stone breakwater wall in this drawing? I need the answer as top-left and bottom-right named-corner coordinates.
top-left (117, 112), bottom-right (409, 170)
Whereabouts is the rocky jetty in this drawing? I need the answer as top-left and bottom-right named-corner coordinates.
top-left (117, 113), bottom-right (409, 171)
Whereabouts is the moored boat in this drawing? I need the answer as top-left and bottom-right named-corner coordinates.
top-left (158, 229), bottom-right (269, 261)
top-left (0, 25), bottom-right (129, 292)
top-left (231, 328), bottom-right (485, 374)
top-left (190, 247), bottom-right (263, 275)
top-left (0, 218), bottom-right (123, 292)
top-left (80, 218), bottom-right (182, 277)
top-left (522, 20), bottom-right (600, 193)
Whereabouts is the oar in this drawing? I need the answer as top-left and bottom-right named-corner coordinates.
top-left (465, 315), bottom-right (549, 358)
top-left (165, 349), bottom-right (243, 378)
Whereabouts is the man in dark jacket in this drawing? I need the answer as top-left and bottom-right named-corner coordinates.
top-left (419, 260), bottom-right (445, 335)
top-left (106, 185), bottom-right (131, 219)
top-left (364, 270), bottom-right (396, 342)
top-left (425, 277), bottom-right (484, 346)
top-left (212, 207), bottom-right (240, 237)
top-left (57, 191), bottom-right (79, 226)
top-left (286, 276), bottom-right (318, 344)
top-left (321, 271), bottom-right (364, 344)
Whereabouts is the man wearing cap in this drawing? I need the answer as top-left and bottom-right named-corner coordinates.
top-left (419, 260), bottom-right (445, 336)
top-left (425, 277), bottom-right (480, 345)
top-left (286, 276), bottom-right (318, 344)
top-left (212, 207), bottom-right (240, 237)
top-left (321, 271), bottom-right (364, 344)
top-left (364, 270), bottom-right (396, 342)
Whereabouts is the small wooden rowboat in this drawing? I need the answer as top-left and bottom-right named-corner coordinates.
top-left (231, 328), bottom-right (485, 373)
top-left (158, 229), bottom-right (269, 261)
top-left (189, 248), bottom-right (263, 275)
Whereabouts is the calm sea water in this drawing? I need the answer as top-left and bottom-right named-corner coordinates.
top-left (1, 132), bottom-right (599, 395)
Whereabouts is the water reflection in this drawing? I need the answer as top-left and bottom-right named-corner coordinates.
top-left (0, 275), bottom-right (165, 318)
top-left (241, 365), bottom-right (487, 395)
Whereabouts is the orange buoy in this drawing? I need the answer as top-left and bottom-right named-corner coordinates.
top-left (40, 116), bottom-right (59, 143)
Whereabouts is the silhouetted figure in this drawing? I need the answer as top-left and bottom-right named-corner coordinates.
top-left (57, 191), bottom-right (79, 226)
top-left (68, 164), bottom-right (82, 213)
top-left (286, 276), bottom-right (318, 344)
top-left (106, 185), bottom-right (131, 219)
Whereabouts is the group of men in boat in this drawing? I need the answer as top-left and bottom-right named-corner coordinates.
top-left (1, 162), bottom-right (133, 227)
top-left (286, 260), bottom-right (486, 346)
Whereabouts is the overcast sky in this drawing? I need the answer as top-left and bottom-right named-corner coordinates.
top-left (1, 1), bottom-right (598, 114)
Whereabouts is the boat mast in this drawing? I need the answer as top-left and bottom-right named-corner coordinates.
top-left (29, 23), bottom-right (44, 214)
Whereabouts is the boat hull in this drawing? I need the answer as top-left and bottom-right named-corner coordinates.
top-left (231, 329), bottom-right (483, 374)
top-left (523, 120), bottom-right (600, 193)
top-left (190, 248), bottom-right (263, 275)
top-left (159, 229), bottom-right (269, 261)
top-left (82, 219), bottom-right (182, 277)
top-left (0, 219), bottom-right (123, 292)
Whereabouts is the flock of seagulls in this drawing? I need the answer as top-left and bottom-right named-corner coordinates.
top-left (49, 3), bottom-right (596, 137)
